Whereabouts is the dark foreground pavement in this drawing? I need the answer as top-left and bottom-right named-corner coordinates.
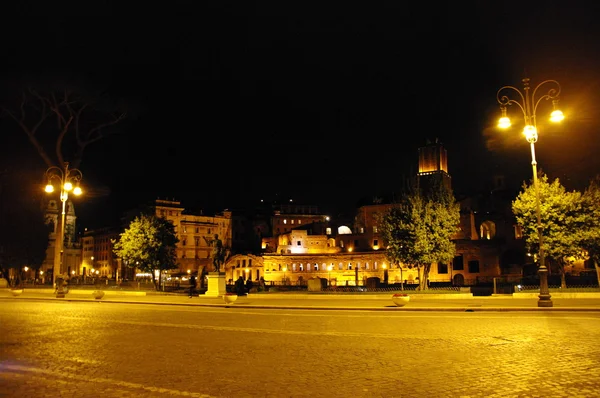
top-left (2, 288), bottom-right (600, 311)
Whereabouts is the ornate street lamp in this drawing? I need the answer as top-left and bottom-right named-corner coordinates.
top-left (496, 77), bottom-right (565, 307)
top-left (44, 162), bottom-right (83, 298)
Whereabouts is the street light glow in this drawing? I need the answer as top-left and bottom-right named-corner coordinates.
top-left (496, 77), bottom-right (564, 308)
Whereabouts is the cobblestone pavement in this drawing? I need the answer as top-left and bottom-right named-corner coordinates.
top-left (1, 299), bottom-right (600, 398)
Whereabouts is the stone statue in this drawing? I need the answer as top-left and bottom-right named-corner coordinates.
top-left (204, 234), bottom-right (225, 272)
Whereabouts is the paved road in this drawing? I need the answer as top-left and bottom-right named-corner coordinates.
top-left (1, 299), bottom-right (600, 398)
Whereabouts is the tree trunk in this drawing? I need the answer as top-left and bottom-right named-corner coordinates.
top-left (595, 260), bottom-right (600, 287)
top-left (558, 261), bottom-right (567, 289)
top-left (418, 264), bottom-right (430, 291)
top-left (151, 271), bottom-right (159, 291)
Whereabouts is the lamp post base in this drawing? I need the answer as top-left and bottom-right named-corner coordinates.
top-left (55, 277), bottom-right (66, 298)
top-left (537, 266), bottom-right (553, 307)
top-left (538, 295), bottom-right (553, 307)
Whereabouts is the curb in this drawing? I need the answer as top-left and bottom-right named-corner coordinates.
top-left (3, 296), bottom-right (600, 312)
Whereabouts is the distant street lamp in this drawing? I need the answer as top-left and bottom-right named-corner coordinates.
top-left (45, 162), bottom-right (83, 298)
top-left (497, 77), bottom-right (564, 308)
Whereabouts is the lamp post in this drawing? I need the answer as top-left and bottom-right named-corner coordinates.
top-left (327, 264), bottom-right (333, 287)
top-left (283, 267), bottom-right (287, 286)
top-left (45, 162), bottom-right (83, 298)
top-left (497, 77), bottom-right (564, 308)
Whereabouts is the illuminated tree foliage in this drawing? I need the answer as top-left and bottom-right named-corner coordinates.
top-left (512, 172), bottom-right (587, 288)
top-left (113, 214), bottom-right (179, 290)
top-left (580, 175), bottom-right (600, 286)
top-left (379, 177), bottom-right (460, 290)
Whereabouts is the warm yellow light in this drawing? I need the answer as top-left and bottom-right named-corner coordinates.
top-left (382, 264), bottom-right (387, 269)
top-left (40, 271), bottom-right (44, 275)
top-left (498, 107), bottom-right (511, 129)
top-left (45, 184), bottom-right (54, 193)
top-left (187, 269), bottom-right (191, 274)
top-left (327, 265), bottom-right (333, 271)
top-left (73, 186), bottom-right (82, 195)
top-left (523, 125), bottom-right (538, 142)
top-left (24, 266), bottom-right (29, 272)
top-left (245, 268), bottom-right (249, 273)
top-left (64, 181), bottom-right (73, 191)
top-left (71, 271), bottom-right (75, 275)
top-left (498, 116), bottom-right (511, 129)
top-left (348, 247), bottom-right (353, 253)
top-left (550, 109), bottom-right (564, 123)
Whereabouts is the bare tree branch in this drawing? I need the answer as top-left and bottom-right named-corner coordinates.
top-left (2, 87), bottom-right (128, 170)
top-left (1, 96), bottom-right (54, 168)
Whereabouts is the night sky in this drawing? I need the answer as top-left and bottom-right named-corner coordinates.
top-left (2, 1), bottom-right (600, 229)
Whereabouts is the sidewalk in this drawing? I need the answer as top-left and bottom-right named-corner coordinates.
top-left (2, 288), bottom-right (600, 311)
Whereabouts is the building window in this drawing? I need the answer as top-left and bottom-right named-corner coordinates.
top-left (314, 264), bottom-right (318, 271)
top-left (453, 255), bottom-right (464, 270)
top-left (338, 262), bottom-right (343, 270)
top-left (297, 241), bottom-right (301, 246)
top-left (373, 226), bottom-right (378, 233)
top-left (373, 239), bottom-right (378, 247)
top-left (438, 263), bottom-right (448, 274)
top-left (348, 263), bottom-right (352, 270)
top-left (480, 221), bottom-right (496, 240)
top-left (514, 224), bottom-right (523, 239)
top-left (468, 260), bottom-right (480, 273)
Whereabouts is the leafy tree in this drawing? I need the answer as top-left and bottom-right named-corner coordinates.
top-left (112, 215), bottom-right (179, 290)
top-left (379, 176), bottom-right (460, 290)
top-left (512, 172), bottom-right (587, 288)
top-left (580, 175), bottom-right (600, 286)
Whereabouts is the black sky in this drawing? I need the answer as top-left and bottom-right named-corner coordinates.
top-left (2, 1), bottom-right (600, 229)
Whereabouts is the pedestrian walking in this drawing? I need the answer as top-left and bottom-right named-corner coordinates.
top-left (235, 276), bottom-right (245, 296)
top-left (189, 274), bottom-right (197, 298)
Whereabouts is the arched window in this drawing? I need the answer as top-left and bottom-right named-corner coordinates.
top-left (480, 220), bottom-right (496, 240)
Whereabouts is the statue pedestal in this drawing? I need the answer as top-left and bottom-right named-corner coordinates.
top-left (205, 272), bottom-right (227, 297)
